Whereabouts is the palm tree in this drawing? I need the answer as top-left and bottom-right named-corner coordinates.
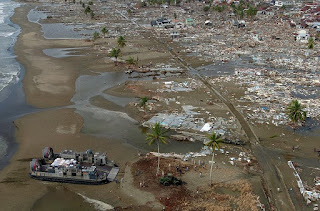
top-left (92, 31), bottom-right (99, 41)
top-left (205, 132), bottom-right (223, 186)
top-left (109, 48), bottom-right (121, 65)
top-left (308, 37), bottom-right (315, 49)
top-left (84, 6), bottom-right (91, 15)
top-left (90, 10), bottom-right (95, 19)
top-left (101, 27), bottom-right (108, 38)
top-left (126, 56), bottom-right (138, 65)
top-left (139, 96), bottom-right (148, 111)
top-left (117, 36), bottom-right (126, 48)
top-left (246, 6), bottom-right (257, 19)
top-left (286, 100), bottom-right (307, 129)
top-left (146, 122), bottom-right (168, 176)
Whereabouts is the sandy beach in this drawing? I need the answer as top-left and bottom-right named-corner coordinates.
top-left (0, 0), bottom-right (319, 210)
top-left (0, 4), bottom-right (147, 210)
top-left (0, 3), bottom-right (194, 210)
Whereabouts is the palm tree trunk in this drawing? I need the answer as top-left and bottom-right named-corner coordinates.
top-left (157, 141), bottom-right (160, 176)
top-left (210, 150), bottom-right (215, 186)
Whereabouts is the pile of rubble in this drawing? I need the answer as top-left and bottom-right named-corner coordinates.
top-left (288, 161), bottom-right (320, 206)
top-left (210, 67), bottom-right (320, 127)
top-left (143, 104), bottom-right (239, 138)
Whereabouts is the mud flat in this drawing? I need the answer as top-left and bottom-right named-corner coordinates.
top-left (2, 1), bottom-right (313, 210)
top-left (0, 4), bottom-right (154, 210)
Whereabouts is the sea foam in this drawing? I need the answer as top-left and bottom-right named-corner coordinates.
top-left (0, 0), bottom-right (21, 95)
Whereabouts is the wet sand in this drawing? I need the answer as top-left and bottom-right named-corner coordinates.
top-left (0, 3), bottom-right (160, 210)
top-left (2, 1), bottom-right (316, 210)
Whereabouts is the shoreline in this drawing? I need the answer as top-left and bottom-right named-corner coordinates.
top-left (0, 3), bottom-right (160, 210)
top-left (1, 0), bottom-right (318, 210)
top-left (0, 1), bottom-right (36, 171)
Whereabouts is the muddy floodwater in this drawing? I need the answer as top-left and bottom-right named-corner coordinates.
top-left (71, 71), bottom-right (204, 154)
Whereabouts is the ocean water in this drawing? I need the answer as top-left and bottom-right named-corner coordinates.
top-left (0, 0), bottom-right (21, 159)
top-left (0, 0), bottom-right (20, 99)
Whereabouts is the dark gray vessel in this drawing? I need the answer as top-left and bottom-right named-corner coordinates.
top-left (30, 147), bottom-right (119, 185)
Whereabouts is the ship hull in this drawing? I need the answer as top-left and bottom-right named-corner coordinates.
top-left (29, 174), bottom-right (108, 185)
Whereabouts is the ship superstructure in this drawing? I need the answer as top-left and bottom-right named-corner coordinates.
top-left (30, 147), bottom-right (119, 185)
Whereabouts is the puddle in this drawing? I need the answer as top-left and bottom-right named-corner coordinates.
top-left (193, 61), bottom-right (237, 76)
top-left (101, 93), bottom-right (137, 107)
top-left (43, 47), bottom-right (89, 58)
top-left (28, 7), bottom-right (96, 39)
top-left (27, 7), bottom-right (51, 23)
top-left (41, 23), bottom-right (95, 39)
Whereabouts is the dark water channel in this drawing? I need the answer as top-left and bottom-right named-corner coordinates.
top-left (71, 71), bottom-right (203, 154)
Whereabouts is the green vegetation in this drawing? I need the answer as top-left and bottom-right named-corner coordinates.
top-left (203, 6), bottom-right (210, 12)
top-left (146, 122), bottom-right (168, 176)
top-left (109, 48), bottom-right (121, 64)
top-left (246, 6), bottom-right (257, 18)
top-left (126, 56), bottom-right (138, 65)
top-left (90, 10), bottom-right (95, 19)
top-left (205, 132), bottom-right (223, 186)
top-left (88, 1), bottom-right (93, 5)
top-left (160, 174), bottom-right (182, 186)
top-left (140, 1), bottom-right (147, 7)
top-left (117, 36), bottom-right (126, 48)
top-left (92, 31), bottom-right (99, 41)
top-left (308, 37), bottom-right (315, 49)
top-left (232, 3), bottom-right (245, 18)
top-left (82, 2), bottom-right (85, 8)
top-left (147, 0), bottom-right (176, 5)
top-left (101, 27), bottom-right (108, 38)
top-left (84, 6), bottom-right (91, 15)
top-left (174, 12), bottom-right (177, 19)
top-left (139, 97), bottom-right (148, 108)
top-left (286, 100), bottom-right (307, 128)
top-left (212, 5), bottom-right (226, 13)
top-left (269, 135), bottom-right (278, 139)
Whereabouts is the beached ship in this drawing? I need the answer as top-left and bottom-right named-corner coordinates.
top-left (30, 147), bottom-right (119, 185)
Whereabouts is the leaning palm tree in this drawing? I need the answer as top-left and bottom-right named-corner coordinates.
top-left (108, 48), bottom-right (121, 65)
top-left (117, 36), bottom-right (126, 48)
top-left (286, 100), bottom-right (307, 129)
top-left (205, 132), bottom-right (223, 186)
top-left (101, 27), bottom-right (108, 38)
top-left (146, 122), bottom-right (168, 176)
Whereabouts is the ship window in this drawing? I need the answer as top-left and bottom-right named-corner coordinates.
top-left (72, 173), bottom-right (76, 176)
top-left (63, 172), bottom-right (66, 176)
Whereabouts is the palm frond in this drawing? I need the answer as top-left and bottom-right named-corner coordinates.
top-left (145, 122), bottom-right (168, 146)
